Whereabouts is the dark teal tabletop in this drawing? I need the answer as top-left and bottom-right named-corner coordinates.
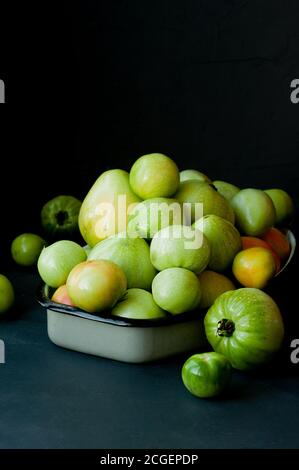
top-left (0, 260), bottom-right (298, 449)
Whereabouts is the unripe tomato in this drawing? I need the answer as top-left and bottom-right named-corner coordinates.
top-left (182, 352), bottom-right (232, 398)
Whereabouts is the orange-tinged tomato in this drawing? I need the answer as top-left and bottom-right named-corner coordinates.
top-left (241, 236), bottom-right (281, 273)
top-left (261, 227), bottom-right (291, 261)
top-left (66, 260), bottom-right (127, 313)
top-left (232, 247), bottom-right (276, 289)
top-left (52, 285), bottom-right (74, 307)
top-left (241, 236), bottom-right (271, 251)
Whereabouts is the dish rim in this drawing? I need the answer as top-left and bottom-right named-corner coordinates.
top-left (37, 229), bottom-right (296, 328)
top-left (37, 283), bottom-right (203, 328)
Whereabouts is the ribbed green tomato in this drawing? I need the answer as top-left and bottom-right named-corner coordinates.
top-left (182, 352), bottom-right (232, 398)
top-left (204, 288), bottom-right (284, 370)
top-left (41, 195), bottom-right (81, 238)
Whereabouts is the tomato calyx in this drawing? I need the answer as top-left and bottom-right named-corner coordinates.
top-left (56, 211), bottom-right (69, 226)
top-left (217, 318), bottom-right (235, 337)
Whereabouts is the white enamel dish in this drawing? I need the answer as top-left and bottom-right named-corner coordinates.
top-left (37, 230), bottom-right (296, 363)
top-left (37, 285), bottom-right (207, 363)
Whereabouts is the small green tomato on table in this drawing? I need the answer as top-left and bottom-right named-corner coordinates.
top-left (0, 274), bottom-right (15, 315)
top-left (11, 233), bottom-right (46, 266)
top-left (182, 352), bottom-right (232, 398)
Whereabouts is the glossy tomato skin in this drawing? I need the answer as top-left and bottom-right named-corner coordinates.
top-left (182, 352), bottom-right (232, 398)
top-left (0, 274), bottom-right (15, 315)
top-left (11, 233), bottom-right (46, 266)
top-left (41, 195), bottom-right (81, 238)
top-left (51, 285), bottom-right (74, 307)
top-left (204, 288), bottom-right (284, 370)
top-left (37, 240), bottom-right (87, 288)
top-left (67, 260), bottom-right (127, 313)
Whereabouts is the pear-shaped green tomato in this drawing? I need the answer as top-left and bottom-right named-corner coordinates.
top-left (231, 189), bottom-right (276, 236)
top-left (264, 189), bottom-right (295, 226)
top-left (112, 288), bottom-right (166, 320)
top-left (0, 274), bottom-right (15, 315)
top-left (129, 153), bottom-right (180, 199)
top-left (182, 352), bottom-right (232, 398)
top-left (41, 195), bottom-right (82, 238)
top-left (79, 169), bottom-right (141, 247)
top-left (11, 233), bottom-right (46, 266)
top-left (204, 288), bottom-right (284, 370)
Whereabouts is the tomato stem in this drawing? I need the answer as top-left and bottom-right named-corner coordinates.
top-left (56, 211), bottom-right (68, 226)
top-left (217, 319), bottom-right (235, 337)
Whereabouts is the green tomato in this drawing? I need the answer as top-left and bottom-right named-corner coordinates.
top-left (11, 233), bottom-right (46, 266)
top-left (182, 352), bottom-right (232, 398)
top-left (88, 233), bottom-right (156, 290)
top-left (112, 288), bottom-right (166, 320)
top-left (193, 215), bottom-right (242, 272)
top-left (0, 274), bottom-right (15, 315)
top-left (41, 195), bottom-right (81, 238)
top-left (231, 189), bottom-right (276, 236)
top-left (67, 260), bottom-right (127, 313)
top-left (180, 169), bottom-right (211, 183)
top-left (127, 197), bottom-right (180, 239)
top-left (204, 288), bottom-right (284, 370)
top-left (129, 153), bottom-right (180, 199)
top-left (78, 169), bottom-right (141, 247)
top-left (175, 180), bottom-right (235, 224)
top-left (264, 189), bottom-right (295, 226)
top-left (198, 271), bottom-right (236, 309)
top-left (37, 240), bottom-right (87, 288)
top-left (150, 225), bottom-right (210, 274)
top-left (152, 267), bottom-right (201, 314)
top-left (213, 180), bottom-right (240, 201)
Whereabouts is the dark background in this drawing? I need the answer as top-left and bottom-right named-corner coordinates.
top-left (1, 0), bottom-right (299, 238)
top-left (0, 1), bottom-right (299, 450)
top-left (0, 0), bottom-right (298, 347)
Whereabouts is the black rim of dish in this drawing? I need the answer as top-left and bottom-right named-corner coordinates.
top-left (36, 230), bottom-right (296, 327)
top-left (36, 283), bottom-right (204, 328)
